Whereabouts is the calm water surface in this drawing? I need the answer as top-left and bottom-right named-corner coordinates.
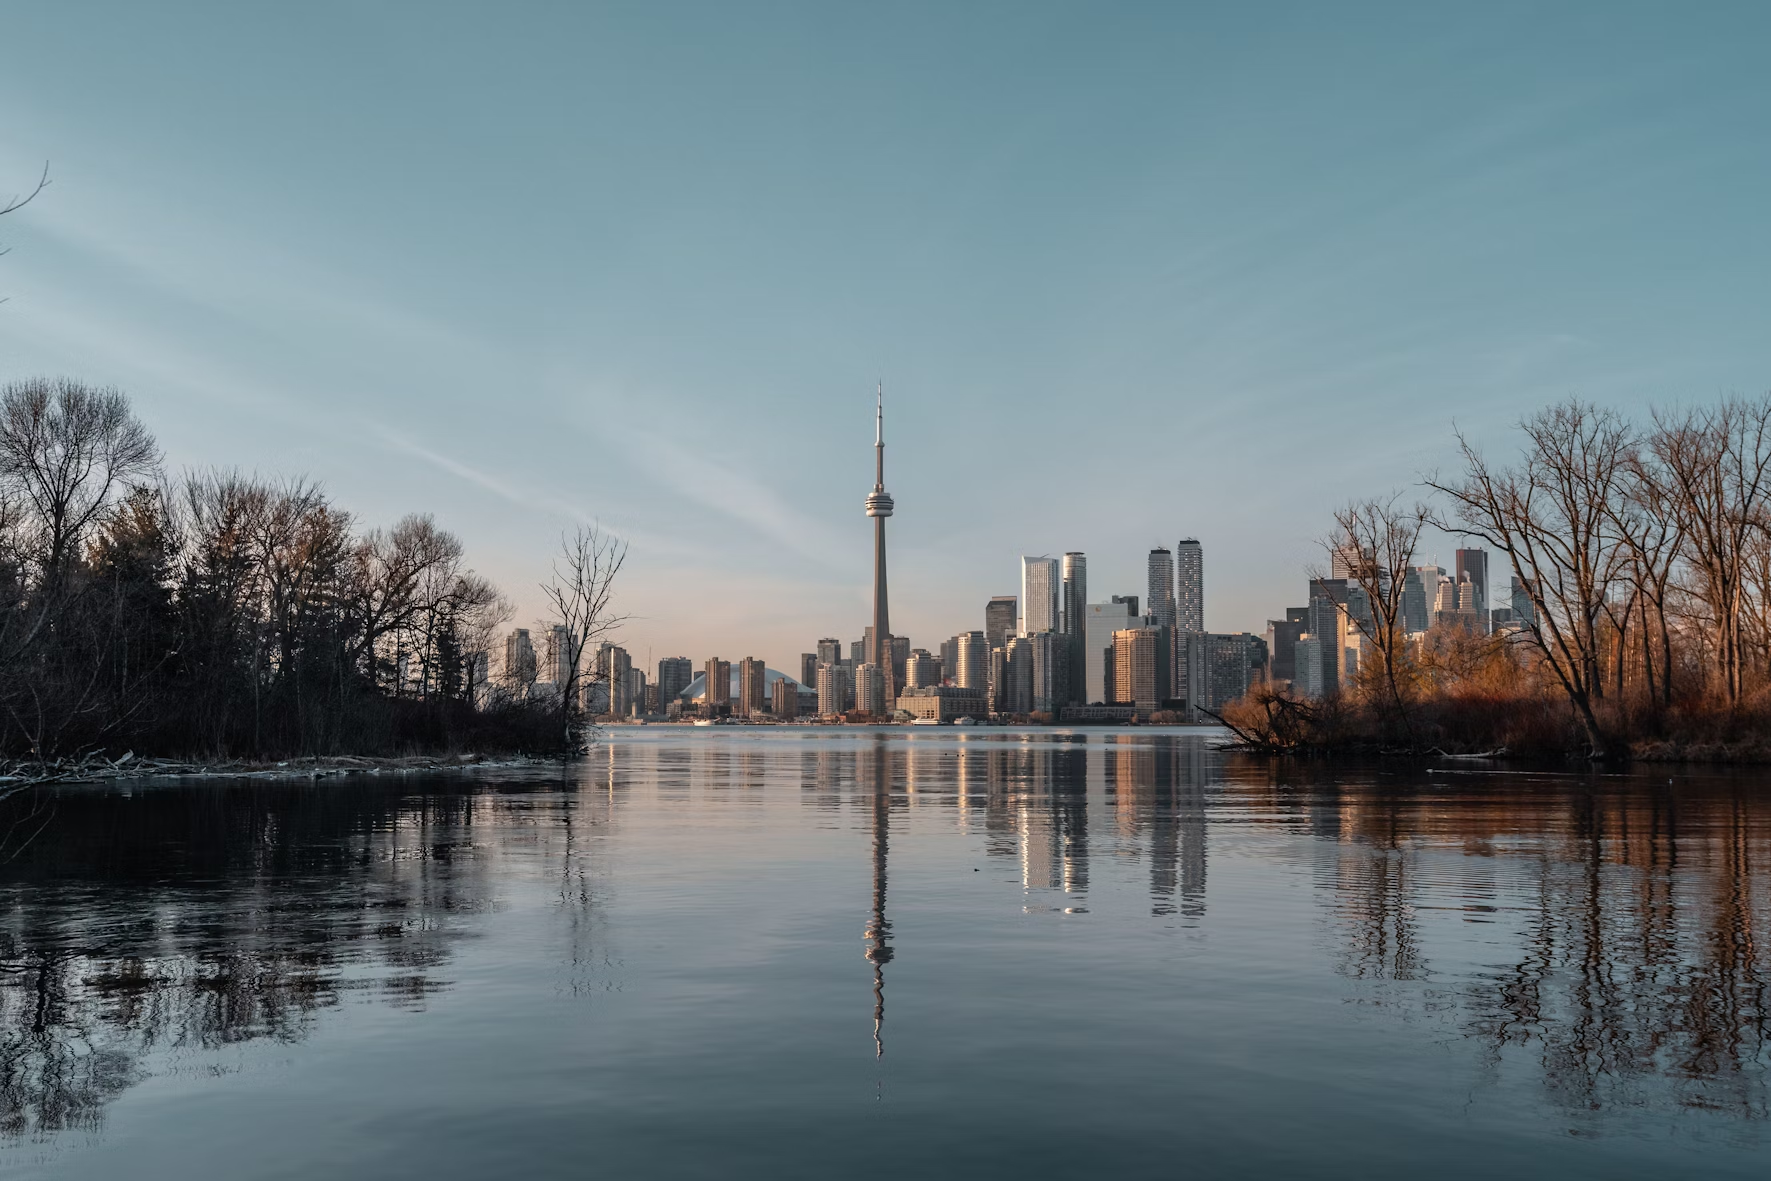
top-left (2, 728), bottom-right (1769, 1178)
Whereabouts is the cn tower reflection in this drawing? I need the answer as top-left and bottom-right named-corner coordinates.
top-left (862, 745), bottom-right (894, 1058)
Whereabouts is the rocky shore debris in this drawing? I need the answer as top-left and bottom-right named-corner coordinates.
top-left (0, 751), bottom-right (551, 795)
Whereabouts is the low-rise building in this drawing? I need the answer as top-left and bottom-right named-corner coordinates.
top-left (897, 685), bottom-right (989, 722)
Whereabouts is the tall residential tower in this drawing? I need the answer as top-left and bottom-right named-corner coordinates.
top-left (1020, 556), bottom-right (1060, 635)
top-left (1176, 539), bottom-right (1203, 633)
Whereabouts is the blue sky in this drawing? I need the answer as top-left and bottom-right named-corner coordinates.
top-left (3, 3), bottom-right (1770, 674)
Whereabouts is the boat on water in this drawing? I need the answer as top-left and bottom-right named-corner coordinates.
top-left (954, 716), bottom-right (977, 726)
top-left (910, 718), bottom-right (946, 726)
top-left (692, 719), bottom-right (716, 727)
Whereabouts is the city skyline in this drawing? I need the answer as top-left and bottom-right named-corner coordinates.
top-left (6, 6), bottom-right (1771, 673)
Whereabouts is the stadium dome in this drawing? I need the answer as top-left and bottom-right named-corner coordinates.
top-left (678, 667), bottom-right (805, 702)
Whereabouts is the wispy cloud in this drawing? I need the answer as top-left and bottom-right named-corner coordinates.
top-left (601, 416), bottom-right (850, 570)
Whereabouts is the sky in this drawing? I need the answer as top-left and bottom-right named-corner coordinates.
top-left (3, 2), bottom-right (1771, 677)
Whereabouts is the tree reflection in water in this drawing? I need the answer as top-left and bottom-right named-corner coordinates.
top-left (3, 738), bottom-right (1770, 1145)
top-left (1266, 767), bottom-right (1771, 1119)
top-left (0, 778), bottom-right (525, 1137)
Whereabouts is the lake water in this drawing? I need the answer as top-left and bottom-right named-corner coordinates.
top-left (2, 728), bottom-right (1769, 1178)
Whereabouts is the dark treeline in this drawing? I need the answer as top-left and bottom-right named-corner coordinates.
top-left (1229, 393), bottom-right (1771, 761)
top-left (0, 377), bottom-right (559, 759)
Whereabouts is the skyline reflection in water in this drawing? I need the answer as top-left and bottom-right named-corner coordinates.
top-left (1, 730), bottom-right (1768, 1178)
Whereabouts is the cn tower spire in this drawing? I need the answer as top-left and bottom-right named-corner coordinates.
top-left (864, 383), bottom-right (895, 712)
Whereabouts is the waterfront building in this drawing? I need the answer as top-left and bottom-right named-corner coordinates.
top-left (1183, 633), bottom-right (1267, 720)
top-left (985, 596), bottom-right (1017, 650)
top-left (1058, 702), bottom-right (1138, 723)
top-left (1175, 539), bottom-right (1204, 634)
top-left (1147, 548), bottom-right (1176, 629)
top-left (1112, 628), bottom-right (1158, 717)
top-left (817, 662), bottom-right (854, 716)
top-left (904, 649), bottom-right (941, 689)
top-left (1029, 630), bottom-right (1071, 714)
top-left (771, 676), bottom-right (798, 719)
top-left (704, 658), bottom-right (731, 709)
top-left (1084, 600), bottom-right (1139, 704)
top-left (856, 662), bottom-right (888, 716)
top-left (800, 653), bottom-right (819, 691)
top-left (954, 631), bottom-right (989, 690)
top-left (503, 628), bottom-right (536, 686)
top-left (738, 657), bottom-right (767, 717)
top-left (864, 384), bottom-right (898, 707)
top-left (897, 685), bottom-right (988, 722)
top-left (939, 636), bottom-right (958, 683)
top-left (1062, 552), bottom-right (1087, 701)
top-left (892, 634), bottom-right (910, 692)
top-left (643, 681), bottom-right (660, 715)
top-left (1020, 557), bottom-right (1060, 635)
top-left (658, 656), bottom-right (694, 705)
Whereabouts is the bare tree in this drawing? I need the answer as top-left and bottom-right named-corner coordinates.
top-left (0, 163), bottom-right (49, 302)
top-left (1612, 449), bottom-right (1684, 709)
top-left (1427, 401), bottom-right (1632, 757)
top-left (1325, 494), bottom-right (1427, 748)
top-left (1642, 395), bottom-right (1771, 704)
top-left (0, 379), bottom-right (159, 578)
top-left (0, 163), bottom-right (49, 221)
top-left (539, 526), bottom-right (628, 752)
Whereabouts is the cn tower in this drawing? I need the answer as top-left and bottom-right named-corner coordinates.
top-left (864, 383), bottom-right (896, 707)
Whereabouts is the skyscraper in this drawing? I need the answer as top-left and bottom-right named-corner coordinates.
top-left (1000, 636), bottom-right (1034, 715)
top-left (1511, 575), bottom-right (1537, 626)
top-left (657, 656), bottom-right (693, 705)
top-left (1062, 553), bottom-right (1088, 704)
top-left (865, 385), bottom-right (897, 707)
top-left (1029, 630), bottom-right (1071, 714)
top-left (984, 596), bottom-right (1017, 650)
top-left (738, 657), bottom-right (767, 718)
top-left (1020, 557), bottom-right (1060, 635)
top-left (817, 662), bottom-right (854, 716)
top-left (704, 657), bottom-right (731, 710)
top-left (1085, 600), bottom-right (1138, 704)
top-left (1175, 539), bottom-right (1203, 634)
top-left (1182, 632), bottom-right (1267, 720)
top-left (817, 638), bottom-right (843, 667)
top-left (1113, 628), bottom-right (1158, 717)
top-left (800, 653), bottom-right (819, 691)
top-left (856, 663), bottom-right (887, 716)
top-left (1146, 548), bottom-right (1175, 629)
top-left (904, 649), bottom-right (940, 689)
top-left (771, 677), bottom-right (798, 719)
top-left (954, 631), bottom-right (989, 690)
top-left (503, 628), bottom-right (536, 686)
top-left (1456, 548), bottom-right (1489, 631)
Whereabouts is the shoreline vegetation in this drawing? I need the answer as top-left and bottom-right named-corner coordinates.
top-left (0, 377), bottom-right (601, 770)
top-left (1218, 394), bottom-right (1771, 766)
